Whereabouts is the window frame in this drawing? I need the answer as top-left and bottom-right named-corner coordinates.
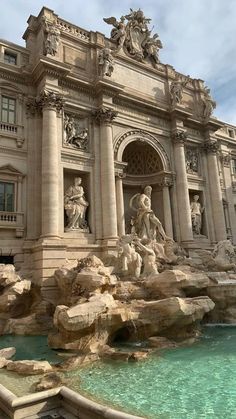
top-left (0, 181), bottom-right (15, 212)
top-left (4, 50), bottom-right (17, 65)
top-left (1, 95), bottom-right (16, 124)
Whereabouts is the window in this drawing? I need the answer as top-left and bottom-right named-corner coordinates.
top-left (4, 51), bottom-right (17, 65)
top-left (228, 129), bottom-right (235, 138)
top-left (232, 159), bottom-right (236, 174)
top-left (1, 96), bottom-right (16, 124)
top-left (0, 182), bottom-right (14, 212)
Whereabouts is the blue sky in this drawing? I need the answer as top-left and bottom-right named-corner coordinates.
top-left (1, 0), bottom-right (236, 125)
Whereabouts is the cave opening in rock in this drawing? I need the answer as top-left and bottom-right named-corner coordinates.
top-left (110, 326), bottom-right (133, 344)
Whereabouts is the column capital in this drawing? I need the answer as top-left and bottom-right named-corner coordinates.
top-left (171, 130), bottom-right (187, 145)
top-left (92, 107), bottom-right (118, 124)
top-left (202, 140), bottom-right (219, 154)
top-left (37, 90), bottom-right (64, 112)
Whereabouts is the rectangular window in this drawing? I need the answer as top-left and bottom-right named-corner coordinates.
top-left (228, 129), bottom-right (235, 138)
top-left (232, 159), bottom-right (236, 174)
top-left (1, 96), bottom-right (16, 124)
top-left (0, 182), bottom-right (14, 212)
top-left (4, 51), bottom-right (17, 65)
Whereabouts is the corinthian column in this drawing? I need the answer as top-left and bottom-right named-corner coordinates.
top-left (93, 107), bottom-right (118, 240)
top-left (172, 130), bottom-right (193, 243)
top-left (116, 174), bottom-right (125, 236)
top-left (203, 140), bottom-right (226, 241)
top-left (39, 90), bottom-right (64, 238)
top-left (161, 177), bottom-right (173, 238)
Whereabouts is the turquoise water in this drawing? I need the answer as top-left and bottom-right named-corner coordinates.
top-left (1, 329), bottom-right (236, 418)
top-left (0, 335), bottom-right (60, 363)
top-left (67, 327), bottom-right (236, 419)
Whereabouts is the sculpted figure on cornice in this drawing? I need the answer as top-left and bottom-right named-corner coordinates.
top-left (98, 48), bottom-right (114, 77)
top-left (104, 8), bottom-right (163, 67)
top-left (202, 86), bottom-right (216, 120)
top-left (64, 114), bottom-right (89, 151)
top-left (170, 74), bottom-right (190, 105)
top-left (186, 147), bottom-right (199, 174)
top-left (44, 20), bottom-right (60, 56)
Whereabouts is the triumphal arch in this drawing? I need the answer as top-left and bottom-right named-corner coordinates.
top-left (1, 7), bottom-right (236, 290)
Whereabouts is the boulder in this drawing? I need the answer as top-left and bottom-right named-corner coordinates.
top-left (100, 346), bottom-right (149, 362)
top-left (35, 372), bottom-right (63, 391)
top-left (0, 357), bottom-right (10, 369)
top-left (54, 267), bottom-right (77, 305)
top-left (0, 279), bottom-right (31, 312)
top-left (7, 360), bottom-right (53, 375)
top-left (147, 336), bottom-right (177, 349)
top-left (143, 269), bottom-right (211, 299)
top-left (0, 264), bottom-right (20, 287)
top-left (57, 354), bottom-right (99, 371)
top-left (0, 347), bottom-right (16, 359)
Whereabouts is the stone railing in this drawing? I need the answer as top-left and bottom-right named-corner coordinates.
top-left (0, 384), bottom-right (143, 419)
top-left (0, 122), bottom-right (17, 134)
top-left (0, 211), bottom-right (24, 237)
top-left (56, 18), bottom-right (90, 41)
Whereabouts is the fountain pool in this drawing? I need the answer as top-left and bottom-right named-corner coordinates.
top-left (1, 327), bottom-right (236, 418)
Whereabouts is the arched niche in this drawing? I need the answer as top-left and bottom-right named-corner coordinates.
top-left (114, 130), bottom-right (172, 235)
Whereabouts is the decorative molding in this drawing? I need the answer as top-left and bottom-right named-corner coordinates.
top-left (114, 129), bottom-right (171, 171)
top-left (92, 107), bottom-right (118, 124)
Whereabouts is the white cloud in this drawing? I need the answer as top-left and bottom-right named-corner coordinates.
top-left (1, 0), bottom-right (236, 125)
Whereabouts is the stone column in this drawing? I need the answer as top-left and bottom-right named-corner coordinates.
top-left (161, 177), bottom-right (173, 238)
top-left (93, 107), bottom-right (118, 240)
top-left (116, 174), bottom-right (125, 237)
top-left (40, 90), bottom-right (64, 238)
top-left (172, 131), bottom-right (193, 243)
top-left (203, 140), bottom-right (226, 241)
top-left (221, 154), bottom-right (236, 243)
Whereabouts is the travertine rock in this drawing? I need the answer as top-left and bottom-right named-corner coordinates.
top-left (35, 372), bottom-right (63, 391)
top-left (7, 360), bottom-right (53, 375)
top-left (0, 347), bottom-right (16, 359)
top-left (0, 357), bottom-right (10, 369)
top-left (147, 336), bottom-right (177, 349)
top-left (0, 265), bottom-right (20, 287)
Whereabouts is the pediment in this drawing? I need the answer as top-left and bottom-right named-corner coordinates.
top-left (0, 164), bottom-right (24, 176)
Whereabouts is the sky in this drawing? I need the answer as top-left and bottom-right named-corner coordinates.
top-left (1, 0), bottom-right (236, 125)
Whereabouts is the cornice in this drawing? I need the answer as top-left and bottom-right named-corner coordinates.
top-left (31, 57), bottom-right (71, 83)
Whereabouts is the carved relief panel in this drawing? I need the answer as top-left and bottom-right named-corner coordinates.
top-left (63, 113), bottom-right (89, 151)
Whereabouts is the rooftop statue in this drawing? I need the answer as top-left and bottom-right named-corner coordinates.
top-left (202, 86), bottom-right (216, 120)
top-left (104, 8), bottom-right (163, 67)
top-left (170, 74), bottom-right (190, 105)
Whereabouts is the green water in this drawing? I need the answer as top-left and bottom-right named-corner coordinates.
top-left (67, 327), bottom-right (236, 419)
top-left (1, 329), bottom-right (236, 418)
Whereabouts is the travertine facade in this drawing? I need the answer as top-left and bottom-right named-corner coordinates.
top-left (1, 7), bottom-right (236, 288)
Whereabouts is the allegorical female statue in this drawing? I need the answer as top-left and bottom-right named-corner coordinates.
top-left (129, 185), bottom-right (167, 241)
top-left (64, 177), bottom-right (89, 231)
top-left (190, 194), bottom-right (204, 235)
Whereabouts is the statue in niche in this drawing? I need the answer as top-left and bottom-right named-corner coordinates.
top-left (44, 21), bottom-right (60, 56)
top-left (129, 185), bottom-right (168, 242)
top-left (170, 74), bottom-right (190, 105)
top-left (190, 195), bottom-right (204, 235)
top-left (98, 48), bottom-right (114, 77)
top-left (202, 87), bottom-right (216, 120)
top-left (186, 148), bottom-right (199, 174)
top-left (104, 9), bottom-right (163, 66)
top-left (117, 234), bottom-right (142, 278)
top-left (64, 177), bottom-right (89, 231)
top-left (64, 114), bottom-right (88, 151)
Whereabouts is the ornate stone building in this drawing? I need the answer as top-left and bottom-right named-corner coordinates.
top-left (1, 7), bottom-right (236, 287)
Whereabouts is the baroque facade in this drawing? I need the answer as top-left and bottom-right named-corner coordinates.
top-left (1, 7), bottom-right (236, 288)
